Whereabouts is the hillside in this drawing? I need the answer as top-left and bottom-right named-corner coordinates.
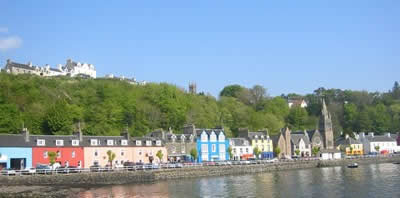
top-left (0, 72), bottom-right (399, 137)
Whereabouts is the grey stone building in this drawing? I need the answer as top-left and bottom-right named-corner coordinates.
top-left (146, 126), bottom-right (196, 162)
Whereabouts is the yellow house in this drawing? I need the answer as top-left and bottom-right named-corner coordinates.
top-left (248, 131), bottom-right (274, 158)
top-left (335, 135), bottom-right (363, 155)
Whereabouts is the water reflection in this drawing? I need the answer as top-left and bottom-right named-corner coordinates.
top-left (77, 163), bottom-right (400, 198)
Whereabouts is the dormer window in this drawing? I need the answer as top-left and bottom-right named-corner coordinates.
top-left (136, 140), bottom-right (142, 146)
top-left (107, 140), bottom-right (114, 146)
top-left (210, 132), bottom-right (217, 142)
top-left (255, 135), bottom-right (258, 139)
top-left (156, 140), bottom-right (162, 146)
top-left (146, 140), bottom-right (152, 146)
top-left (201, 132), bottom-right (208, 142)
top-left (56, 140), bottom-right (64, 146)
top-left (72, 140), bottom-right (79, 146)
top-left (218, 133), bottom-right (225, 142)
top-left (37, 139), bottom-right (45, 146)
top-left (261, 135), bottom-right (264, 139)
top-left (121, 140), bottom-right (128, 146)
top-left (91, 139), bottom-right (98, 146)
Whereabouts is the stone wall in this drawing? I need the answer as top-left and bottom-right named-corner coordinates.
top-left (1, 156), bottom-right (399, 186)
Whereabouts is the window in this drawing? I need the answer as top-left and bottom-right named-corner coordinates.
top-left (156, 140), bottom-right (162, 146)
top-left (57, 151), bottom-right (61, 158)
top-left (233, 148), bottom-right (236, 154)
top-left (212, 144), bottom-right (217, 152)
top-left (138, 149), bottom-right (142, 155)
top-left (181, 146), bottom-right (185, 154)
top-left (202, 154), bottom-right (208, 161)
top-left (72, 151), bottom-right (76, 158)
top-left (43, 151), bottom-right (48, 158)
top-left (72, 140), bottom-right (79, 146)
top-left (246, 148), bottom-right (249, 153)
top-left (171, 146), bottom-right (176, 154)
top-left (201, 133), bottom-right (208, 142)
top-left (37, 139), bottom-right (45, 146)
top-left (107, 140), bottom-right (114, 146)
top-left (136, 140), bottom-right (142, 146)
top-left (146, 140), bottom-right (152, 146)
top-left (240, 148), bottom-right (243, 154)
top-left (261, 135), bottom-right (264, 139)
top-left (201, 144), bottom-right (208, 153)
top-left (210, 132), bottom-right (217, 142)
top-left (56, 140), bottom-right (64, 146)
top-left (218, 134), bottom-right (225, 142)
top-left (121, 150), bottom-right (125, 156)
top-left (121, 140), bottom-right (128, 146)
top-left (94, 151), bottom-right (98, 157)
top-left (220, 144), bottom-right (226, 153)
top-left (91, 139), bottom-right (98, 146)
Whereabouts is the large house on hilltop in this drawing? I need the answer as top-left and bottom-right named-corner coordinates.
top-left (3, 59), bottom-right (96, 78)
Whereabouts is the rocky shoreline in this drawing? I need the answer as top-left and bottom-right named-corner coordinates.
top-left (1, 156), bottom-right (399, 198)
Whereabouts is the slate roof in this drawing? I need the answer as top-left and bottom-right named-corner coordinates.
top-left (195, 129), bottom-right (225, 136)
top-left (367, 135), bottom-right (396, 142)
top-left (31, 135), bottom-right (82, 147)
top-left (0, 134), bottom-right (30, 147)
top-left (230, 138), bottom-right (250, 147)
top-left (290, 133), bottom-right (311, 145)
top-left (6, 62), bottom-right (36, 71)
top-left (335, 137), bottom-right (362, 146)
top-left (247, 132), bottom-right (268, 139)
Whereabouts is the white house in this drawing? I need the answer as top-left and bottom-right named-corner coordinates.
top-left (356, 132), bottom-right (397, 154)
top-left (320, 149), bottom-right (341, 160)
top-left (229, 138), bottom-right (253, 160)
top-left (288, 99), bottom-right (308, 108)
top-left (290, 132), bottom-right (311, 157)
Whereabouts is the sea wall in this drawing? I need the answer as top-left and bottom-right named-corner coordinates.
top-left (1, 156), bottom-right (399, 186)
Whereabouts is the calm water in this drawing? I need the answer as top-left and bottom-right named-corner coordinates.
top-left (76, 163), bottom-right (400, 198)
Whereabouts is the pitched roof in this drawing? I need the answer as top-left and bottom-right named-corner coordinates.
top-left (335, 136), bottom-right (362, 146)
top-left (195, 129), bottom-right (224, 136)
top-left (6, 61), bottom-right (36, 71)
top-left (290, 133), bottom-right (310, 145)
top-left (230, 138), bottom-right (250, 147)
top-left (367, 135), bottom-right (396, 142)
top-left (0, 134), bottom-right (30, 147)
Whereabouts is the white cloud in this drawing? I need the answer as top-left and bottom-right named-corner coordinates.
top-left (0, 27), bottom-right (8, 33)
top-left (0, 36), bottom-right (23, 51)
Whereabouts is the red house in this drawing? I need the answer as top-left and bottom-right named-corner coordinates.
top-left (31, 133), bottom-right (84, 168)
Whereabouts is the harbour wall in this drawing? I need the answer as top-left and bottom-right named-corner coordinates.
top-left (1, 156), bottom-right (399, 186)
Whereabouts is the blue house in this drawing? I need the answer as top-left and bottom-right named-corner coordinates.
top-left (0, 130), bottom-right (32, 170)
top-left (196, 128), bottom-right (230, 162)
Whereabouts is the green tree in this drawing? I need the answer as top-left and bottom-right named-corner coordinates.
top-left (228, 146), bottom-right (233, 160)
top-left (156, 150), bottom-right (164, 163)
top-left (48, 151), bottom-right (57, 165)
top-left (0, 104), bottom-right (22, 134)
top-left (190, 148), bottom-right (198, 162)
top-left (375, 146), bottom-right (380, 153)
top-left (312, 147), bottom-right (320, 157)
top-left (295, 149), bottom-right (300, 156)
top-left (287, 106), bottom-right (308, 130)
top-left (253, 147), bottom-right (261, 159)
top-left (107, 150), bottom-right (116, 166)
top-left (274, 147), bottom-right (281, 158)
top-left (219, 85), bottom-right (245, 98)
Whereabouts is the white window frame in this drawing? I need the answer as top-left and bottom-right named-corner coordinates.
top-left (210, 132), bottom-right (217, 142)
top-left (218, 134), bottom-right (225, 142)
top-left (146, 140), bottom-right (152, 146)
top-left (201, 132), bottom-right (208, 142)
top-left (56, 140), bottom-right (64, 146)
top-left (107, 139), bottom-right (114, 146)
top-left (212, 144), bottom-right (217, 152)
top-left (121, 140), bottom-right (128, 146)
top-left (91, 139), bottom-right (98, 146)
top-left (156, 140), bottom-right (162, 146)
top-left (37, 139), bottom-right (45, 146)
top-left (71, 151), bottom-right (76, 158)
top-left (43, 151), bottom-right (48, 158)
top-left (136, 140), bottom-right (142, 146)
top-left (201, 144), bottom-right (208, 153)
top-left (94, 150), bottom-right (98, 157)
top-left (121, 150), bottom-right (125, 156)
top-left (56, 151), bottom-right (61, 158)
top-left (72, 140), bottom-right (79, 146)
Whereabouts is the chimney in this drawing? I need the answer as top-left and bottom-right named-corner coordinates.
top-left (73, 122), bottom-right (83, 141)
top-left (121, 126), bottom-right (130, 140)
top-left (27, 62), bottom-right (32, 67)
top-left (345, 134), bottom-right (349, 139)
top-left (183, 124), bottom-right (196, 135)
top-left (7, 59), bottom-right (11, 64)
top-left (368, 132), bottom-right (374, 137)
top-left (21, 128), bottom-right (30, 142)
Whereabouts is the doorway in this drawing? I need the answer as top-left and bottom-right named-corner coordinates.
top-left (10, 158), bottom-right (26, 170)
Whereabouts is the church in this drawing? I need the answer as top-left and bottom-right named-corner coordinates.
top-left (272, 99), bottom-right (335, 158)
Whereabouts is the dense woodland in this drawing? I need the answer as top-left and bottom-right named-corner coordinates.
top-left (0, 73), bottom-right (399, 138)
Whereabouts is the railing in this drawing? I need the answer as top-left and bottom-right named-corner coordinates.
top-left (1, 154), bottom-right (399, 177)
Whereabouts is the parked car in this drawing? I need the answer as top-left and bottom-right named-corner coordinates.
top-left (1, 168), bottom-right (16, 176)
top-left (175, 163), bottom-right (183, 168)
top-left (135, 162), bottom-right (145, 170)
top-left (36, 164), bottom-right (52, 174)
top-left (22, 168), bottom-right (36, 175)
top-left (123, 162), bottom-right (136, 171)
top-left (90, 164), bottom-right (102, 172)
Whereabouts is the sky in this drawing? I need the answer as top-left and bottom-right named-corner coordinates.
top-left (0, 1), bottom-right (399, 97)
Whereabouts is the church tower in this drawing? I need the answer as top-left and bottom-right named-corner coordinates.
top-left (319, 98), bottom-right (334, 149)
